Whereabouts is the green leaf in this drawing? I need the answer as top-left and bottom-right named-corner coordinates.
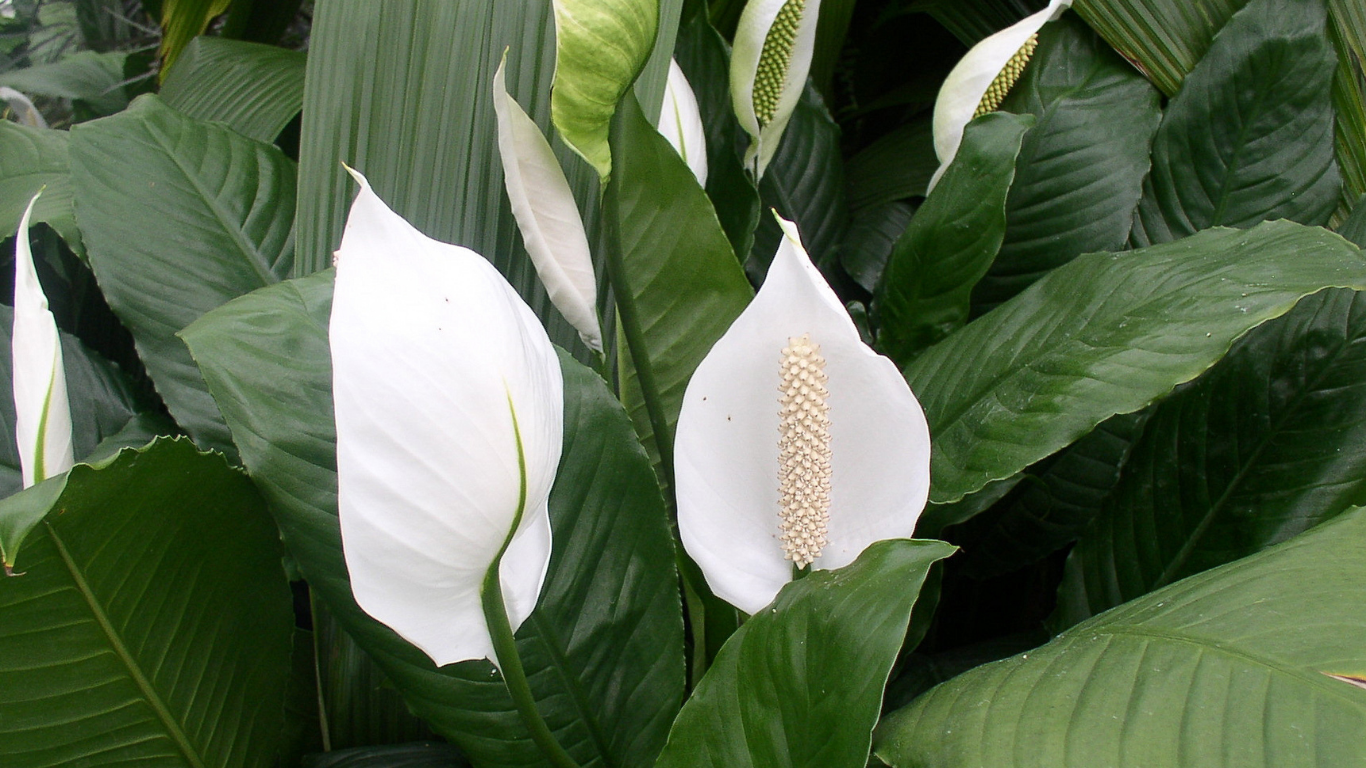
top-left (841, 201), bottom-right (915, 294)
top-left (158, 0), bottom-right (231, 74)
top-left (1071, 0), bottom-right (1247, 96)
top-left (0, 304), bottom-right (153, 501)
top-left (1341, 193), bottom-right (1366, 246)
top-left (972, 14), bottom-right (1161, 310)
top-left (302, 743), bottom-right (471, 768)
top-left (1131, 0), bottom-right (1340, 246)
top-left (916, 0), bottom-right (1040, 46)
top-left (160, 37), bottom-right (306, 144)
top-left (551, 0), bottom-right (658, 178)
top-left (1329, 0), bottom-right (1366, 210)
top-left (0, 438), bottom-right (295, 768)
top-left (70, 94), bottom-right (296, 457)
top-left (0, 50), bottom-right (129, 115)
top-left (1054, 287), bottom-right (1366, 626)
top-left (845, 118), bottom-right (937, 211)
top-left (907, 221), bottom-right (1366, 505)
top-left (875, 504), bottom-right (1366, 768)
top-left (654, 539), bottom-right (956, 768)
top-left (605, 94), bottom-right (753, 477)
top-left (180, 273), bottom-right (686, 768)
top-left (292, 2), bottom-right (599, 354)
top-left (752, 88), bottom-right (847, 278)
top-left (0, 121), bottom-right (81, 254)
top-left (809, 0), bottom-right (857, 99)
top-left (874, 112), bottom-right (1031, 365)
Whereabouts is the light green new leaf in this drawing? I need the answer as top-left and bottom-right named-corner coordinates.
top-left (1054, 288), bottom-right (1366, 627)
top-left (1130, 0), bottom-right (1340, 245)
top-left (874, 112), bottom-right (1030, 366)
top-left (907, 222), bottom-right (1366, 506)
top-left (161, 36), bottom-right (307, 144)
top-left (972, 14), bottom-right (1161, 310)
top-left (0, 438), bottom-right (295, 768)
top-left (0, 121), bottom-right (81, 254)
top-left (1071, 0), bottom-right (1247, 95)
top-left (654, 539), bottom-right (955, 768)
top-left (605, 94), bottom-right (753, 478)
top-left (181, 274), bottom-right (685, 768)
top-left (0, 50), bottom-right (129, 116)
top-left (551, 0), bottom-right (658, 178)
top-left (158, 0), bottom-right (231, 74)
top-left (875, 505), bottom-right (1366, 768)
top-left (70, 95), bottom-right (295, 457)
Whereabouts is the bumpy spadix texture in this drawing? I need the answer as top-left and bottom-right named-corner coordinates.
top-left (777, 333), bottom-right (831, 567)
top-left (731, 0), bottom-right (823, 179)
top-left (12, 191), bottom-right (73, 487)
top-left (330, 169), bottom-right (562, 668)
top-left (676, 214), bottom-right (931, 614)
top-left (930, 0), bottom-right (1071, 191)
top-left (493, 57), bottom-right (603, 353)
top-left (658, 59), bottom-right (709, 187)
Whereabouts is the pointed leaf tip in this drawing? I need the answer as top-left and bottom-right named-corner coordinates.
top-left (676, 214), bottom-right (931, 613)
top-left (330, 169), bottom-right (562, 667)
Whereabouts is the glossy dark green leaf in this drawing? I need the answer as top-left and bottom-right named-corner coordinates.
top-left (841, 201), bottom-right (915, 294)
top-left (302, 743), bottom-right (470, 768)
top-left (918, 0), bottom-right (1040, 45)
top-left (293, 1), bottom-right (598, 354)
top-left (1071, 0), bottom-right (1247, 96)
top-left (654, 539), bottom-right (956, 768)
top-left (70, 94), bottom-right (296, 456)
top-left (160, 37), bottom-right (306, 143)
top-left (1340, 194), bottom-right (1366, 246)
top-left (1055, 288), bottom-right (1366, 626)
top-left (1330, 0), bottom-right (1366, 210)
top-left (845, 118), bottom-right (936, 211)
top-left (752, 88), bottom-right (847, 277)
top-left (953, 410), bottom-right (1149, 578)
top-left (809, 0), bottom-right (856, 98)
top-left (673, 11), bottom-right (760, 261)
top-left (0, 438), bottom-right (295, 768)
top-left (875, 505), bottom-right (1366, 768)
top-left (0, 50), bottom-right (128, 115)
top-left (606, 94), bottom-right (753, 476)
top-left (0, 304), bottom-right (155, 500)
top-left (181, 273), bottom-right (685, 768)
top-left (972, 15), bottom-right (1160, 310)
top-left (1131, 0), bottom-right (1340, 246)
top-left (874, 112), bottom-right (1031, 365)
top-left (907, 222), bottom-right (1366, 505)
top-left (0, 121), bottom-right (81, 254)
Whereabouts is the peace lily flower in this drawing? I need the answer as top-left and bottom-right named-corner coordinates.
top-left (0, 87), bottom-right (47, 129)
top-left (657, 58), bottom-right (708, 186)
top-left (929, 0), bottom-right (1072, 191)
top-left (493, 55), bottom-right (603, 353)
top-left (13, 190), bottom-right (73, 488)
top-left (731, 0), bottom-right (823, 180)
top-left (330, 168), bottom-right (562, 669)
top-left (675, 214), bottom-right (931, 614)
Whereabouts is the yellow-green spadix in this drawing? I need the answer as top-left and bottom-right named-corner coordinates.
top-left (731, 0), bottom-right (823, 180)
top-left (675, 213), bottom-right (931, 614)
top-left (493, 55), bottom-right (603, 354)
top-left (929, 0), bottom-right (1072, 191)
top-left (12, 190), bottom-right (73, 488)
top-left (330, 168), bottom-right (562, 668)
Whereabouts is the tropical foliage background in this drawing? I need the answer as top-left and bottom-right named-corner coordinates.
top-left (1, 0), bottom-right (1366, 766)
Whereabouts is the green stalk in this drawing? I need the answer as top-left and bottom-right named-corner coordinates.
top-left (481, 392), bottom-right (580, 768)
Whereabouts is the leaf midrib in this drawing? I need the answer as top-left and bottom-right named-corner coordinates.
top-left (527, 612), bottom-right (618, 768)
top-left (46, 520), bottom-right (207, 768)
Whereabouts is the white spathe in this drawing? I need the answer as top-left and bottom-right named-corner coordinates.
top-left (730, 0), bottom-right (822, 180)
top-left (929, 0), bottom-right (1072, 191)
top-left (12, 191), bottom-right (73, 487)
top-left (658, 59), bottom-right (709, 187)
top-left (493, 56), bottom-right (603, 353)
top-left (675, 214), bottom-right (931, 614)
top-left (330, 168), bottom-right (563, 668)
top-left (1, 87), bottom-right (47, 129)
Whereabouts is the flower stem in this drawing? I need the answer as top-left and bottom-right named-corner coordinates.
top-left (481, 573), bottom-right (580, 768)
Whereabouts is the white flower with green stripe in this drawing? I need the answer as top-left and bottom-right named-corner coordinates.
top-left (930, 0), bottom-right (1073, 191)
top-left (731, 0), bottom-right (823, 180)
